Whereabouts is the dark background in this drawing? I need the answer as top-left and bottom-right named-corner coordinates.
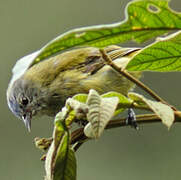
top-left (1, 0), bottom-right (181, 179)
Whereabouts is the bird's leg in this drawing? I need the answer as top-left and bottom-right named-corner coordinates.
top-left (126, 108), bottom-right (139, 130)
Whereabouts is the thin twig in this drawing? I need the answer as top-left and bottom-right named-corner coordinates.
top-left (99, 49), bottom-right (177, 110)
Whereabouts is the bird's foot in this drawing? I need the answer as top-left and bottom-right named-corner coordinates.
top-left (126, 108), bottom-right (139, 130)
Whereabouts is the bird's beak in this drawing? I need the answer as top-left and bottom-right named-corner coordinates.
top-left (22, 113), bottom-right (32, 132)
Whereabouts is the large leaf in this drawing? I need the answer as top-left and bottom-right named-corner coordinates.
top-left (45, 120), bottom-right (76, 180)
top-left (126, 31), bottom-right (181, 71)
top-left (31, 0), bottom-right (181, 66)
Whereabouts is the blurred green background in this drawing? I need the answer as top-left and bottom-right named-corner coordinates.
top-left (1, 0), bottom-right (181, 179)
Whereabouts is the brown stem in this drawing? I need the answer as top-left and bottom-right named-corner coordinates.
top-left (99, 49), bottom-right (177, 110)
top-left (71, 127), bottom-right (85, 145)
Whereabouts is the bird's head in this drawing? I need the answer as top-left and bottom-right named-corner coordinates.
top-left (7, 78), bottom-right (41, 132)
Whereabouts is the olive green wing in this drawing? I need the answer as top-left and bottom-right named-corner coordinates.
top-left (77, 45), bottom-right (141, 75)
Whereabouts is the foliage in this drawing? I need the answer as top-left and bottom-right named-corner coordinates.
top-left (33, 0), bottom-right (181, 179)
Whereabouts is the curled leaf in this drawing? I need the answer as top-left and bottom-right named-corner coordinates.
top-left (128, 92), bottom-right (174, 128)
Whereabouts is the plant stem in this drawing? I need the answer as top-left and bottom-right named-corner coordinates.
top-left (99, 49), bottom-right (177, 110)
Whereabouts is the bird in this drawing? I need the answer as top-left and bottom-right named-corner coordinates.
top-left (7, 45), bottom-right (141, 131)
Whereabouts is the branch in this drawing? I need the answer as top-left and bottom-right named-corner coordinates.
top-left (71, 111), bottom-right (181, 151)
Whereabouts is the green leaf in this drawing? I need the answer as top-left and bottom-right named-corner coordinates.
top-left (54, 146), bottom-right (76, 180)
top-left (72, 94), bottom-right (88, 103)
top-left (101, 91), bottom-right (133, 115)
top-left (126, 31), bottom-right (181, 71)
top-left (30, 0), bottom-right (181, 66)
top-left (85, 89), bottom-right (119, 138)
top-left (128, 92), bottom-right (174, 128)
top-left (45, 120), bottom-right (76, 180)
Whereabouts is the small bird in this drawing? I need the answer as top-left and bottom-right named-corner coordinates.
top-left (7, 45), bottom-right (141, 131)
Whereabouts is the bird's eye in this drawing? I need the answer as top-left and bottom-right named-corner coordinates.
top-left (21, 97), bottom-right (29, 106)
